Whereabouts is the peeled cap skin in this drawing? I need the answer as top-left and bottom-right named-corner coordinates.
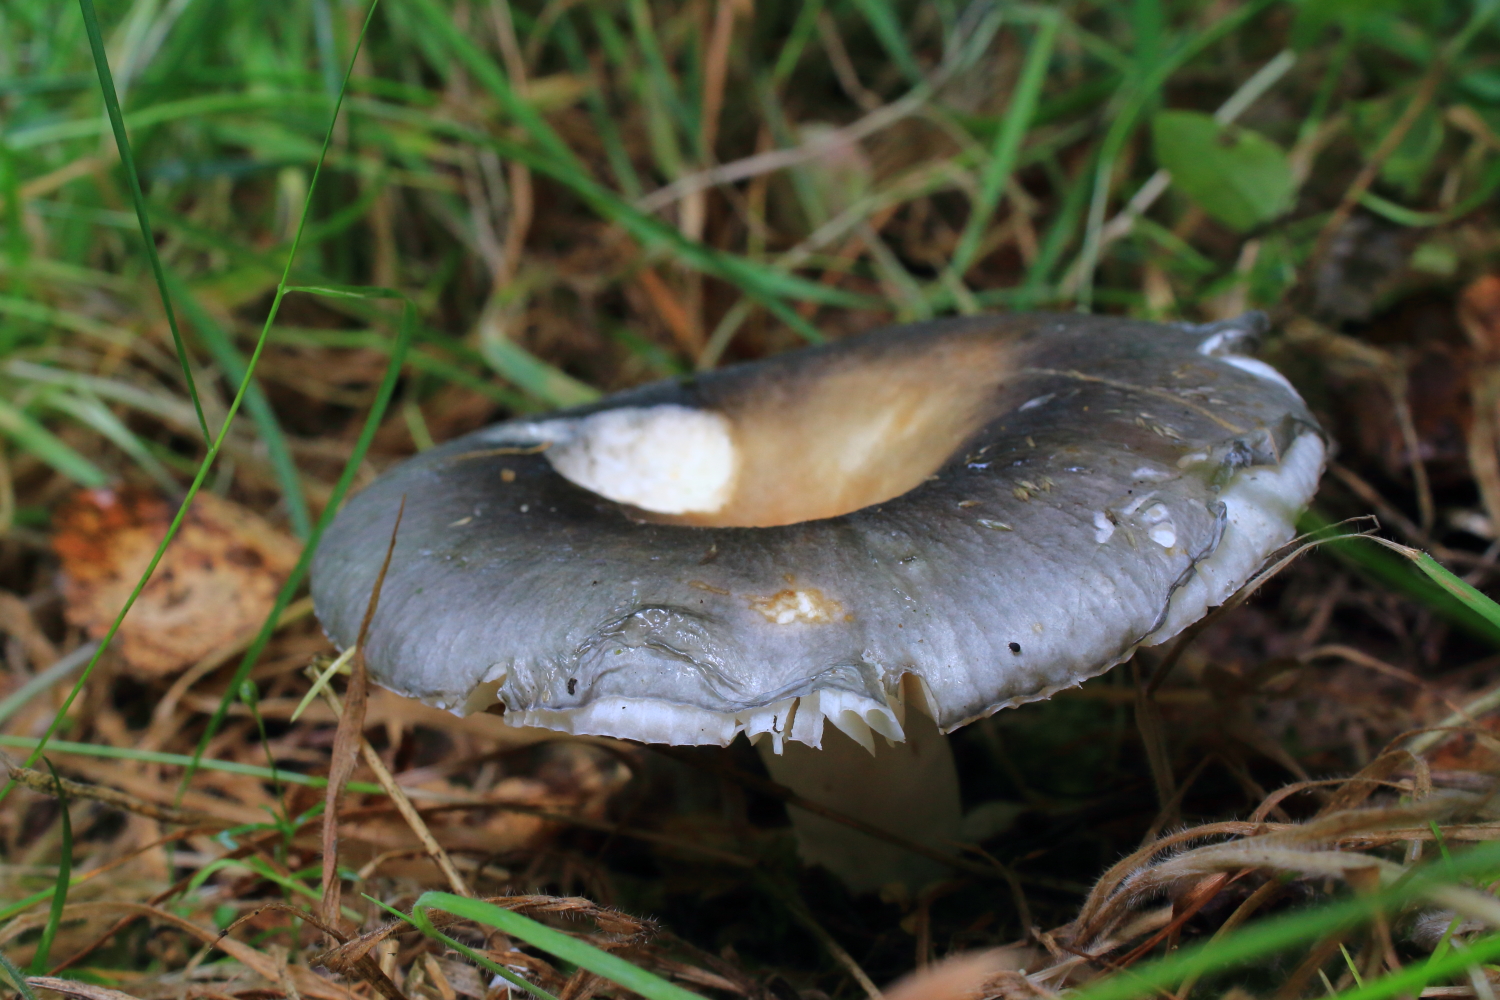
top-left (311, 312), bottom-right (1326, 752)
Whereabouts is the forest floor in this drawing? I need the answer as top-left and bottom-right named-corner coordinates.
top-left (4, 1), bottom-right (1500, 998)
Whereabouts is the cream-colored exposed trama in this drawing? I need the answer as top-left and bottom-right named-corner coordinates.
top-left (543, 406), bottom-right (736, 515)
top-left (545, 337), bottom-right (1014, 527)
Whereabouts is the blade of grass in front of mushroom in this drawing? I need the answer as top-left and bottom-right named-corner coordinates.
top-left (1325, 934), bottom-right (1500, 1000)
top-left (0, 0), bottom-right (385, 807)
top-left (182, 292), bottom-right (414, 797)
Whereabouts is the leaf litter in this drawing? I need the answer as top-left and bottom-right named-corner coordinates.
top-left (4, 3), bottom-right (1500, 1000)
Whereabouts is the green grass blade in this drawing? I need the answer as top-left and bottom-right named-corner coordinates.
top-left (413, 892), bottom-right (708, 1000)
top-left (398, 0), bottom-right (855, 341)
top-left (0, 397), bottom-right (109, 488)
top-left (847, 0), bottom-right (922, 85)
top-left (1072, 840), bottom-right (1500, 1000)
top-left (0, 141), bottom-right (26, 270)
top-left (183, 295), bottom-right (414, 793)
top-left (1023, 150), bottom-right (1094, 294)
top-left (169, 275), bottom-right (311, 538)
top-left (401, 0), bottom-right (578, 169)
top-left (625, 0), bottom-right (695, 157)
top-left (948, 10), bottom-right (1058, 279)
top-left (1330, 933), bottom-right (1500, 999)
top-left (555, 14), bottom-right (641, 198)
top-left (1300, 512), bottom-right (1500, 645)
top-left (76, 0), bottom-right (211, 447)
top-left (0, 643), bottom-right (97, 727)
top-left (28, 762), bottom-right (72, 975)
top-left (478, 325), bottom-right (600, 408)
top-left (771, 0), bottom-right (826, 85)
top-left (0, 735), bottom-right (386, 794)
top-left (0, 0), bottom-right (382, 812)
top-left (1388, 544), bottom-right (1500, 635)
top-left (1072, 0), bottom-right (1278, 310)
top-left (0, 950), bottom-right (39, 1000)
top-left (40, 389), bottom-right (178, 494)
top-left (374, 898), bottom-right (559, 1000)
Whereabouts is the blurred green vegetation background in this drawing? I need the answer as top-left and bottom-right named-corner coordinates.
top-left (2, 0), bottom-right (1497, 539)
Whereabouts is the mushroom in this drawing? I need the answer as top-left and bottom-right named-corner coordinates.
top-left (311, 311), bottom-right (1325, 892)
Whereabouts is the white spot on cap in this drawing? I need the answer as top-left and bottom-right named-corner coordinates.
top-left (1149, 523), bottom-right (1177, 548)
top-left (539, 405), bottom-right (736, 514)
top-left (1093, 511), bottom-right (1115, 544)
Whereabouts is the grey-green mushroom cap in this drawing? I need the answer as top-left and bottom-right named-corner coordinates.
top-left (310, 311), bottom-right (1325, 752)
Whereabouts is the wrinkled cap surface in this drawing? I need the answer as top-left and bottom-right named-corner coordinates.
top-left (311, 312), bottom-right (1325, 751)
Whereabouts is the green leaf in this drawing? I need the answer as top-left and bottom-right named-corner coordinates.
top-left (1151, 110), bottom-right (1294, 232)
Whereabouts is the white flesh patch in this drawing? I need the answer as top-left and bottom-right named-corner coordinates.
top-left (1093, 510), bottom-right (1115, 544)
top-left (540, 405), bottom-right (737, 514)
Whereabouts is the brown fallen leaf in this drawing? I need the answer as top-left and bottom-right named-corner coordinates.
top-left (53, 486), bottom-right (300, 676)
top-left (1461, 275), bottom-right (1500, 530)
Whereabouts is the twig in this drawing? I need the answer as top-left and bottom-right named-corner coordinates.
top-left (322, 499), bottom-right (404, 928)
top-left (315, 685), bottom-right (473, 899)
top-left (636, 85), bottom-right (931, 212)
top-left (1, 753), bottom-right (230, 827)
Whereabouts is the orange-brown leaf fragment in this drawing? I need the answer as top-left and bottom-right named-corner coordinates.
top-left (1460, 273), bottom-right (1500, 357)
top-left (53, 486), bottom-right (300, 676)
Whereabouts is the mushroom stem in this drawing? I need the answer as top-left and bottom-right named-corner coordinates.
top-left (756, 708), bottom-right (962, 893)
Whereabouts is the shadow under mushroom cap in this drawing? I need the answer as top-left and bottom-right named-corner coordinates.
top-left (310, 312), bottom-right (1326, 751)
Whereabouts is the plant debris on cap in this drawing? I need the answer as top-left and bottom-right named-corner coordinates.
top-left (311, 311), bottom-right (1326, 751)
